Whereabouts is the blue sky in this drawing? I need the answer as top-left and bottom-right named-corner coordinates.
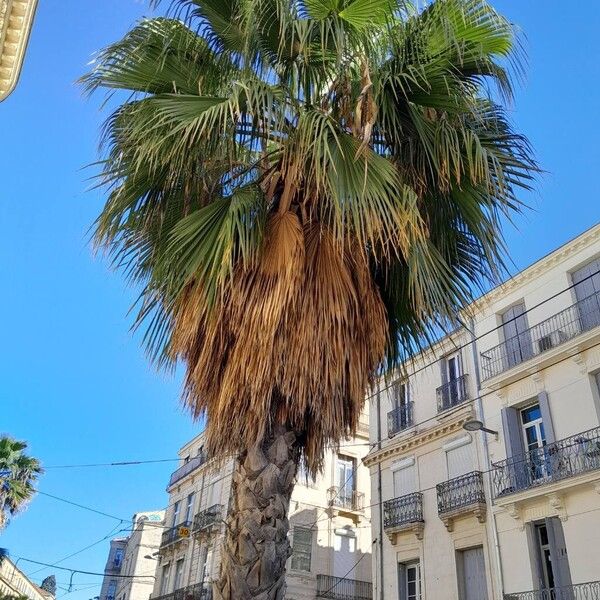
top-left (0, 1), bottom-right (599, 599)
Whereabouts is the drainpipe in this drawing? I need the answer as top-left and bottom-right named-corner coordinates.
top-left (376, 386), bottom-right (385, 600)
top-left (470, 319), bottom-right (504, 600)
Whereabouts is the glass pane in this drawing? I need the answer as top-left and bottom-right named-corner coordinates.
top-left (521, 405), bottom-right (541, 424)
top-left (525, 426), bottom-right (538, 449)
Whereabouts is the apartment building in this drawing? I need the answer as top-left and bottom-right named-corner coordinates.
top-left (367, 222), bottom-right (600, 600)
top-left (150, 411), bottom-right (372, 600)
top-left (99, 511), bottom-right (165, 600)
top-left (0, 555), bottom-right (54, 600)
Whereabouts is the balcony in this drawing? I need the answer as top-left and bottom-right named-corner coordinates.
top-left (316, 574), bottom-right (372, 600)
top-left (504, 580), bottom-right (600, 600)
top-left (491, 427), bottom-right (600, 500)
top-left (160, 522), bottom-right (192, 550)
top-left (153, 584), bottom-right (213, 600)
top-left (480, 291), bottom-right (600, 381)
top-left (193, 504), bottom-right (223, 534)
top-left (436, 374), bottom-right (469, 412)
top-left (383, 492), bottom-right (424, 542)
top-left (168, 453), bottom-right (207, 488)
top-left (327, 487), bottom-right (364, 518)
top-left (436, 471), bottom-right (486, 531)
top-left (387, 402), bottom-right (414, 437)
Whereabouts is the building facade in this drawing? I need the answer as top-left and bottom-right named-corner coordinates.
top-left (150, 411), bottom-right (372, 600)
top-left (367, 223), bottom-right (600, 600)
top-left (0, 0), bottom-right (37, 101)
top-left (0, 555), bottom-right (54, 600)
top-left (99, 511), bottom-right (165, 600)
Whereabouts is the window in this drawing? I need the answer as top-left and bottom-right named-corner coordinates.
top-left (399, 562), bottom-right (421, 600)
top-left (185, 493), bottom-right (195, 524)
top-left (183, 455), bottom-right (190, 464)
top-left (390, 381), bottom-right (411, 432)
top-left (291, 527), bottom-right (312, 572)
top-left (106, 581), bottom-right (117, 600)
top-left (159, 564), bottom-right (171, 595)
top-left (113, 548), bottom-right (124, 568)
top-left (392, 459), bottom-right (416, 497)
top-left (521, 404), bottom-right (547, 480)
top-left (445, 437), bottom-right (474, 479)
top-left (336, 455), bottom-right (356, 506)
top-left (572, 259), bottom-right (600, 331)
top-left (502, 302), bottom-right (533, 368)
top-left (297, 457), bottom-right (316, 487)
top-left (173, 558), bottom-right (185, 591)
top-left (172, 501), bottom-right (181, 526)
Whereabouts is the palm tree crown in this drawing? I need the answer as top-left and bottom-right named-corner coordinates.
top-left (0, 437), bottom-right (42, 528)
top-left (84, 0), bottom-right (537, 473)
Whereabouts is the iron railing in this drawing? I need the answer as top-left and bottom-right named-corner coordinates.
top-left (437, 471), bottom-right (485, 515)
top-left (387, 402), bottom-right (414, 437)
top-left (436, 374), bottom-right (469, 412)
top-left (327, 487), bottom-right (364, 512)
top-left (492, 426), bottom-right (600, 499)
top-left (316, 574), bottom-right (373, 600)
top-left (504, 580), bottom-right (600, 600)
top-left (193, 504), bottom-right (223, 532)
top-left (168, 453), bottom-right (207, 488)
top-left (160, 521), bottom-right (192, 548)
top-left (480, 291), bottom-right (600, 380)
top-left (153, 584), bottom-right (213, 600)
top-left (383, 492), bottom-right (423, 529)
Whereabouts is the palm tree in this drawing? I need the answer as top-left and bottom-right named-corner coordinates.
top-left (0, 437), bottom-right (43, 529)
top-left (83, 0), bottom-right (537, 597)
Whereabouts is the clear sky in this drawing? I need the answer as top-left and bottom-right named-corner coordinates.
top-left (0, 1), bottom-right (599, 599)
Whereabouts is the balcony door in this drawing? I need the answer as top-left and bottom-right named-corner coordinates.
top-left (530, 518), bottom-right (572, 593)
top-left (173, 558), bottom-right (185, 592)
top-left (444, 351), bottom-right (463, 408)
top-left (502, 302), bottom-right (533, 369)
top-left (336, 455), bottom-right (356, 507)
top-left (393, 381), bottom-right (411, 428)
top-left (521, 404), bottom-right (547, 481)
top-left (572, 259), bottom-right (600, 331)
top-left (457, 546), bottom-right (488, 600)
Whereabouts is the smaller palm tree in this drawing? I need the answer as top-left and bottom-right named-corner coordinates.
top-left (0, 436), bottom-right (42, 529)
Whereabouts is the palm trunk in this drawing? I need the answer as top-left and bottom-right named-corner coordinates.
top-left (215, 423), bottom-right (299, 600)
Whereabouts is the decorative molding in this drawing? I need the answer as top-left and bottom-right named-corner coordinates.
top-left (0, 0), bottom-right (38, 101)
top-left (439, 502), bottom-right (486, 533)
top-left (385, 521), bottom-right (424, 544)
top-left (363, 406), bottom-right (474, 467)
top-left (546, 493), bottom-right (567, 522)
top-left (572, 350), bottom-right (588, 375)
top-left (529, 369), bottom-right (545, 393)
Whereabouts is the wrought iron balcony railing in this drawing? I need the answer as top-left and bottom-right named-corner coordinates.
top-left (436, 374), bottom-right (469, 412)
top-left (480, 290), bottom-right (600, 380)
top-left (160, 521), bottom-right (192, 548)
top-left (193, 504), bottom-right (223, 532)
top-left (492, 426), bottom-right (600, 499)
top-left (504, 580), bottom-right (600, 600)
top-left (153, 583), bottom-right (213, 600)
top-left (327, 487), bottom-right (364, 512)
top-left (437, 471), bottom-right (486, 515)
top-left (383, 492), bottom-right (423, 529)
top-left (168, 453), bottom-right (207, 488)
top-left (387, 402), bottom-right (414, 437)
top-left (316, 574), bottom-right (373, 600)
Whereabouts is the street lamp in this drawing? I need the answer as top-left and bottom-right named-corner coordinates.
top-left (462, 418), bottom-right (498, 438)
top-left (144, 553), bottom-right (159, 560)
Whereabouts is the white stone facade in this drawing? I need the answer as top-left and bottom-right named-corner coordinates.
top-left (0, 556), bottom-right (53, 600)
top-left (367, 223), bottom-right (600, 600)
top-left (150, 412), bottom-right (372, 600)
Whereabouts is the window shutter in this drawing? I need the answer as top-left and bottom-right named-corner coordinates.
top-left (393, 464), bottom-right (416, 497)
top-left (545, 518), bottom-right (573, 589)
top-left (446, 442), bottom-right (474, 479)
top-left (525, 524), bottom-right (544, 590)
top-left (501, 407), bottom-right (525, 459)
top-left (538, 391), bottom-right (555, 444)
top-left (397, 564), bottom-right (407, 600)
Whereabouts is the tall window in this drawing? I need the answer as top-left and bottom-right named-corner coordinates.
top-left (392, 381), bottom-right (411, 429)
top-left (297, 457), bottom-right (316, 487)
top-left (291, 527), bottom-right (313, 572)
top-left (336, 455), bottom-right (356, 507)
top-left (106, 581), bottom-right (117, 600)
top-left (173, 558), bottom-right (185, 591)
top-left (172, 501), bottom-right (181, 526)
top-left (399, 562), bottom-right (421, 600)
top-left (159, 564), bottom-right (171, 595)
top-left (185, 493), bottom-right (195, 524)
top-left (113, 548), bottom-right (124, 569)
top-left (521, 404), bottom-right (547, 480)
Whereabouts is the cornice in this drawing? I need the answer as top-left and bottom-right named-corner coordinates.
top-left (363, 405), bottom-right (474, 467)
top-left (0, 0), bottom-right (38, 101)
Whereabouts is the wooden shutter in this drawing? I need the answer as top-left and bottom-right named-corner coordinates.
top-left (460, 547), bottom-right (488, 600)
top-left (446, 442), bottom-right (474, 479)
top-left (393, 463), bottom-right (416, 497)
top-left (538, 391), bottom-right (555, 444)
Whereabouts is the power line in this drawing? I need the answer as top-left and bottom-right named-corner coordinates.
top-left (17, 558), bottom-right (156, 579)
top-left (44, 459), bottom-right (181, 470)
